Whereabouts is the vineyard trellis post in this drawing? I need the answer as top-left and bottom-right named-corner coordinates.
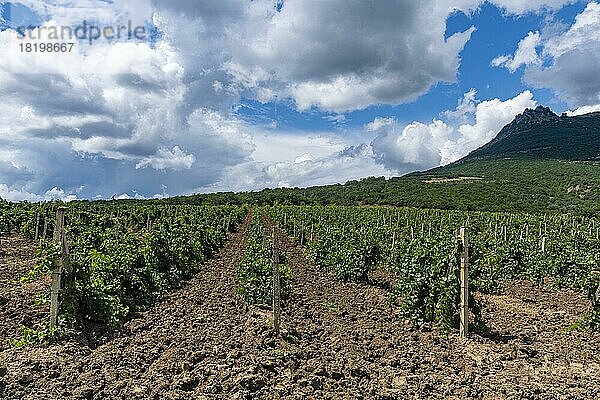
top-left (35, 212), bottom-right (40, 241)
top-left (460, 226), bottom-right (469, 338)
top-left (595, 272), bottom-right (600, 305)
top-left (272, 227), bottom-right (281, 335)
top-left (50, 207), bottom-right (69, 329)
top-left (542, 236), bottom-right (547, 254)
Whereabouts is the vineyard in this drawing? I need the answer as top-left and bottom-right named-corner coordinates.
top-left (1, 201), bottom-right (247, 337)
top-left (267, 205), bottom-right (600, 331)
top-left (0, 200), bottom-right (599, 398)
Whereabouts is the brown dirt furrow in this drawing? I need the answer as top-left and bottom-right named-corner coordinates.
top-left (0, 235), bottom-right (47, 351)
top-left (256, 215), bottom-right (600, 400)
top-left (1, 215), bottom-right (264, 399)
top-left (0, 213), bottom-right (598, 400)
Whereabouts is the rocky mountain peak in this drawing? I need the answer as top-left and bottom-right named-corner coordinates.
top-left (512, 106), bottom-right (559, 125)
top-left (460, 104), bottom-right (600, 162)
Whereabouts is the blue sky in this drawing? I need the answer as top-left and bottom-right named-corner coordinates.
top-left (0, 0), bottom-right (599, 201)
top-left (237, 1), bottom-right (588, 132)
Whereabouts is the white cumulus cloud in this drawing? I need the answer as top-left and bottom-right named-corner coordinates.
top-left (495, 2), bottom-right (600, 107)
top-left (371, 90), bottom-right (537, 171)
top-left (492, 31), bottom-right (541, 72)
top-left (565, 104), bottom-right (600, 116)
top-left (0, 0), bottom-right (580, 199)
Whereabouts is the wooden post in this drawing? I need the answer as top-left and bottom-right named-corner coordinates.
top-left (42, 217), bottom-right (48, 240)
top-left (35, 212), bottom-right (40, 241)
top-left (272, 227), bottom-right (281, 335)
top-left (541, 237), bottom-right (547, 255)
top-left (50, 207), bottom-right (68, 329)
top-left (391, 231), bottom-right (396, 251)
top-left (460, 227), bottom-right (469, 338)
top-left (594, 272), bottom-right (600, 305)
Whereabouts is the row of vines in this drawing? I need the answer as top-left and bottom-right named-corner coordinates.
top-left (237, 208), bottom-right (292, 306)
top-left (266, 205), bottom-right (600, 332)
top-left (1, 199), bottom-right (598, 338)
top-left (1, 200), bottom-right (247, 332)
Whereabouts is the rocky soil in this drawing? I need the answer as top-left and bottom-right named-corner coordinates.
top-left (0, 235), bottom-right (48, 351)
top-left (0, 217), bottom-right (598, 399)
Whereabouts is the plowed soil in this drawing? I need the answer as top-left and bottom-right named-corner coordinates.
top-left (0, 216), bottom-right (598, 400)
top-left (0, 235), bottom-right (48, 351)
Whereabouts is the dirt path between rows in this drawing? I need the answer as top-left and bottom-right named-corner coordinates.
top-left (0, 235), bottom-right (48, 351)
top-left (260, 215), bottom-right (600, 399)
top-left (1, 215), bottom-right (256, 399)
top-left (0, 214), bottom-right (599, 399)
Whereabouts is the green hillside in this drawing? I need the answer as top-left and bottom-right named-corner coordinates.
top-left (167, 108), bottom-right (600, 215)
top-left (462, 106), bottom-right (600, 161)
top-left (166, 158), bottom-right (599, 215)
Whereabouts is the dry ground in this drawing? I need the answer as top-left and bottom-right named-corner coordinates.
top-left (0, 218), bottom-right (598, 399)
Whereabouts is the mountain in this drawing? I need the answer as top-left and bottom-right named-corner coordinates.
top-left (460, 106), bottom-right (600, 162)
top-left (166, 106), bottom-right (600, 215)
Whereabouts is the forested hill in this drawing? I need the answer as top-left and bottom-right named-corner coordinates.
top-left (163, 108), bottom-right (600, 215)
top-left (460, 106), bottom-right (600, 162)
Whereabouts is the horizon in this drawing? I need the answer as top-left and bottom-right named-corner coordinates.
top-left (1, 0), bottom-right (600, 201)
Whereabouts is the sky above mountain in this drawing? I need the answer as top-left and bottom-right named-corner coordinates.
top-left (0, 0), bottom-right (599, 201)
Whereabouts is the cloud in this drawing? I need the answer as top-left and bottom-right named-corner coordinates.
top-left (442, 88), bottom-right (478, 122)
top-left (565, 104), bottom-right (600, 116)
top-left (0, 0), bottom-right (578, 199)
top-left (495, 2), bottom-right (600, 107)
top-left (370, 90), bottom-right (537, 171)
top-left (366, 117), bottom-right (396, 133)
top-left (217, 0), bottom-right (575, 112)
top-left (251, 132), bottom-right (350, 164)
top-left (0, 184), bottom-right (77, 202)
top-left (232, 1), bottom-right (476, 112)
top-left (205, 144), bottom-right (391, 192)
top-left (488, 0), bottom-right (577, 14)
top-left (450, 90), bottom-right (537, 160)
top-left (492, 31), bottom-right (541, 72)
top-left (373, 119), bottom-right (454, 170)
top-left (243, 90), bottom-right (538, 184)
top-left (135, 146), bottom-right (196, 171)
top-left (0, 13), bottom-right (254, 199)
